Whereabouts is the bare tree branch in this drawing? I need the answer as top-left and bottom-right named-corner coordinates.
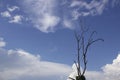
top-left (69, 77), bottom-right (75, 80)
top-left (81, 33), bottom-right (104, 75)
top-left (70, 19), bottom-right (104, 80)
top-left (75, 29), bottom-right (104, 77)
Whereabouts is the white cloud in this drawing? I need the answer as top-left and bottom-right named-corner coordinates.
top-left (83, 71), bottom-right (104, 80)
top-left (7, 6), bottom-right (19, 12)
top-left (1, 11), bottom-right (11, 17)
top-left (35, 13), bottom-right (60, 33)
top-left (22, 0), bottom-right (60, 33)
top-left (9, 15), bottom-right (23, 24)
top-left (0, 36), bottom-right (120, 80)
top-left (102, 54), bottom-right (120, 80)
top-left (0, 38), bottom-right (6, 47)
top-left (0, 37), bottom-right (71, 80)
top-left (0, 47), bottom-right (71, 80)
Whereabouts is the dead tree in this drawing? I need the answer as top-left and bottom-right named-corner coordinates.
top-left (69, 21), bottom-right (104, 80)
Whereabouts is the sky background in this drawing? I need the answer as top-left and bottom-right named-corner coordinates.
top-left (0, 0), bottom-right (120, 80)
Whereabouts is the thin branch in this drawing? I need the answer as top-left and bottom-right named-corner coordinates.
top-left (82, 33), bottom-right (104, 75)
top-left (90, 31), bottom-right (97, 38)
top-left (89, 38), bottom-right (104, 45)
top-left (74, 19), bottom-right (104, 77)
top-left (69, 77), bottom-right (75, 80)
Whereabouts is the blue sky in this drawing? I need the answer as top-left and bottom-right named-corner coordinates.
top-left (0, 0), bottom-right (120, 80)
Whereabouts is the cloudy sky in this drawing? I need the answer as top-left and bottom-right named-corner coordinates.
top-left (0, 0), bottom-right (120, 80)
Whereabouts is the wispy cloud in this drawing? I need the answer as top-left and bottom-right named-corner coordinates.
top-left (0, 6), bottom-right (23, 24)
top-left (69, 0), bottom-right (109, 19)
top-left (1, 11), bottom-right (11, 17)
top-left (1, 0), bottom-right (117, 33)
top-left (63, 19), bottom-right (74, 29)
top-left (7, 6), bottom-right (19, 12)
top-left (22, 0), bottom-right (60, 33)
top-left (61, 0), bottom-right (109, 30)
top-left (0, 0), bottom-right (119, 33)
top-left (35, 14), bottom-right (60, 33)
top-left (9, 15), bottom-right (23, 24)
